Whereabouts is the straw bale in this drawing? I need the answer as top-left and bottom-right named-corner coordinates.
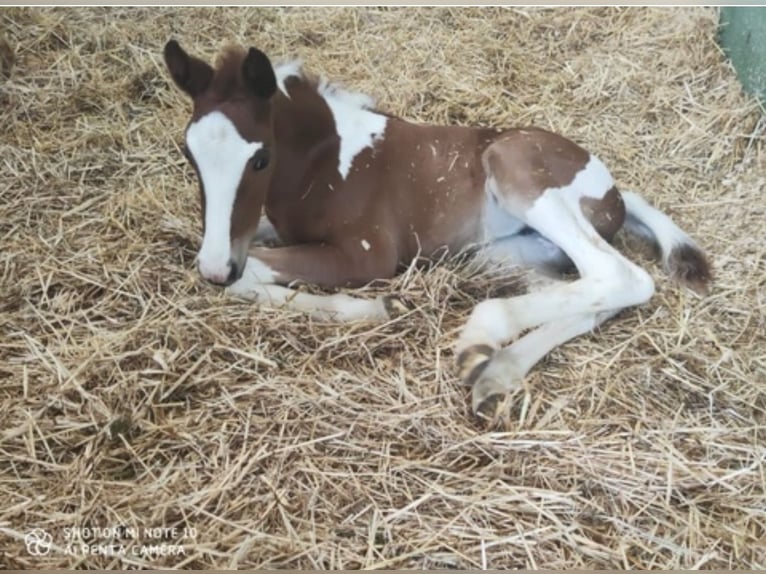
top-left (0, 7), bottom-right (764, 569)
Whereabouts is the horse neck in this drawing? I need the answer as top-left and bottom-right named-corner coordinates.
top-left (267, 80), bottom-right (339, 195)
top-left (273, 77), bottom-right (337, 145)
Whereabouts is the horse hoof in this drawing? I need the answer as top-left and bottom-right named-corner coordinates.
top-left (470, 351), bottom-right (523, 416)
top-left (473, 390), bottom-right (506, 419)
top-left (472, 375), bottom-right (512, 418)
top-left (382, 294), bottom-right (413, 318)
top-left (456, 344), bottom-right (495, 385)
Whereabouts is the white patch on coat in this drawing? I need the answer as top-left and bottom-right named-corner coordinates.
top-left (318, 81), bottom-right (387, 179)
top-left (480, 153), bottom-right (613, 253)
top-left (570, 154), bottom-right (613, 200)
top-left (275, 60), bottom-right (302, 98)
top-left (361, 239), bottom-right (371, 251)
top-left (186, 111), bottom-right (261, 283)
top-left (253, 214), bottom-right (281, 245)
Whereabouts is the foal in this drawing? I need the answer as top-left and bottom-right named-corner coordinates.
top-left (164, 41), bottom-right (711, 415)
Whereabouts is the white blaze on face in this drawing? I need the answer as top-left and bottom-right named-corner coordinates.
top-left (186, 111), bottom-right (261, 283)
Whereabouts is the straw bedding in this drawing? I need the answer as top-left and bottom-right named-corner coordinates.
top-left (1, 7), bottom-right (764, 569)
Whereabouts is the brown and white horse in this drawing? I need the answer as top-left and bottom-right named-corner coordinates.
top-left (163, 40), bottom-right (711, 415)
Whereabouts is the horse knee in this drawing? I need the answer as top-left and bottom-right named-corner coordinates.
top-left (457, 298), bottom-right (518, 353)
top-left (597, 262), bottom-right (655, 308)
top-left (628, 265), bottom-right (655, 305)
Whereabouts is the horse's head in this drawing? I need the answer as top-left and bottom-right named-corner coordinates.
top-left (164, 40), bottom-right (276, 285)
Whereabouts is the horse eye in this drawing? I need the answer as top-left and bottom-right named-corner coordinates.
top-left (252, 148), bottom-right (270, 171)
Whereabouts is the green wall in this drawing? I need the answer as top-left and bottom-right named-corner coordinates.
top-left (719, 7), bottom-right (766, 105)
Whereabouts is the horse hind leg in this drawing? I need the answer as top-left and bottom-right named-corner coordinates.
top-left (468, 310), bottom-right (618, 416)
top-left (483, 230), bottom-right (574, 276)
top-left (457, 150), bottom-right (654, 414)
top-left (479, 162), bottom-right (625, 277)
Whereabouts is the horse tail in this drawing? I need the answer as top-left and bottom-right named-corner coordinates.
top-left (620, 191), bottom-right (712, 294)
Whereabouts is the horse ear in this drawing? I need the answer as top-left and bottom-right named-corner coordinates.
top-left (163, 39), bottom-right (213, 97)
top-left (242, 47), bottom-right (277, 99)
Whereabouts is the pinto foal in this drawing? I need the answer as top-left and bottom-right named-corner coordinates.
top-left (164, 41), bottom-right (711, 415)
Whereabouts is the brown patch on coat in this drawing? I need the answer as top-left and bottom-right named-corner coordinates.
top-left (580, 186), bottom-right (626, 242)
top-left (482, 128), bottom-right (591, 207)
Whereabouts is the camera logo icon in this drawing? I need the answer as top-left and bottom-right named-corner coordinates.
top-left (25, 528), bottom-right (53, 556)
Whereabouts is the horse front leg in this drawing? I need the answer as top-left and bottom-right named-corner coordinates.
top-left (225, 243), bottom-right (408, 322)
top-left (252, 214), bottom-right (282, 246)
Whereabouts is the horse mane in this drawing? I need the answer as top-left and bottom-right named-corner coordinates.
top-left (318, 79), bottom-right (377, 111)
top-left (315, 70), bottom-right (395, 118)
top-left (209, 46), bottom-right (248, 98)
top-left (210, 46), bottom-right (394, 117)
top-left (208, 47), bottom-right (312, 100)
